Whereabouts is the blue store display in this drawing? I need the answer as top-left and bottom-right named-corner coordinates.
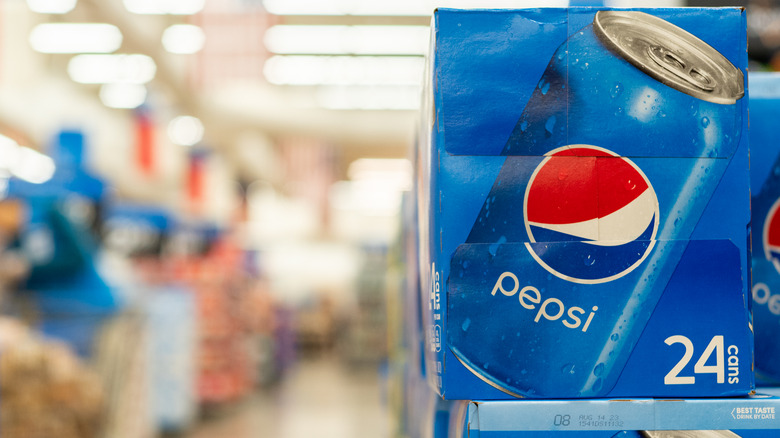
top-left (5, 130), bottom-right (120, 357)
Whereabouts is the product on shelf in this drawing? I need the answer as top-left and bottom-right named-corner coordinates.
top-left (746, 71), bottom-right (780, 385)
top-left (173, 239), bottom-right (257, 406)
top-left (417, 8), bottom-right (751, 399)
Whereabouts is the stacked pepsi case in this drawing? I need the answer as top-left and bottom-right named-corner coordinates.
top-left (416, 6), bottom-right (753, 404)
top-left (749, 72), bottom-right (780, 386)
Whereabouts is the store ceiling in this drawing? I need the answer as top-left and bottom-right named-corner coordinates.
top-left (69, 0), bottom-right (423, 182)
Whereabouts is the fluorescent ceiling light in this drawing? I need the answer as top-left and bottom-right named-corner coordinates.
top-left (265, 25), bottom-right (429, 56)
top-left (124, 0), bottom-right (205, 15)
top-left (162, 24), bottom-right (206, 54)
top-left (316, 85), bottom-right (420, 110)
top-left (68, 54), bottom-right (156, 84)
top-left (264, 56), bottom-right (423, 86)
top-left (168, 116), bottom-right (204, 146)
top-left (100, 83), bottom-right (147, 109)
top-left (11, 147), bottom-right (56, 184)
top-left (26, 0), bottom-right (77, 14)
top-left (263, 0), bottom-right (569, 16)
top-left (29, 23), bottom-right (122, 54)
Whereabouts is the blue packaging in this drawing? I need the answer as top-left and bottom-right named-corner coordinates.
top-left (454, 390), bottom-right (780, 437)
top-left (748, 72), bottom-right (780, 384)
top-left (418, 8), bottom-right (752, 399)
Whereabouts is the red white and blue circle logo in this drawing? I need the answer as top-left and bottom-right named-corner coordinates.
top-left (523, 145), bottom-right (659, 284)
top-left (763, 198), bottom-right (780, 274)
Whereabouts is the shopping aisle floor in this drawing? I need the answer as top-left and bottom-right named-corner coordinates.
top-left (184, 356), bottom-right (390, 438)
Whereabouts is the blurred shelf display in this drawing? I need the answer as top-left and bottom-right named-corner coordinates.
top-left (340, 245), bottom-right (389, 365)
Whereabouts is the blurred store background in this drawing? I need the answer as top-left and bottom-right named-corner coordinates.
top-left (0, 0), bottom-right (776, 437)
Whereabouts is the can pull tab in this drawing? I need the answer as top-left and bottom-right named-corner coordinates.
top-left (647, 45), bottom-right (715, 92)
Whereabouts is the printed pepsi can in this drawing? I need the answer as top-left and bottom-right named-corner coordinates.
top-left (418, 8), bottom-right (752, 400)
top-left (748, 72), bottom-right (780, 384)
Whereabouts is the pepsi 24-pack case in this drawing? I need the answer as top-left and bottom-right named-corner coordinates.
top-left (748, 72), bottom-right (780, 385)
top-left (416, 8), bottom-right (753, 399)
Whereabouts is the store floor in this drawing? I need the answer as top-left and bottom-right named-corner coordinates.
top-left (184, 356), bottom-right (389, 438)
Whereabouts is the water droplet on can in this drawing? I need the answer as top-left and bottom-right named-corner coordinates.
top-left (520, 120), bottom-right (528, 132)
top-left (610, 83), bottom-right (623, 98)
top-left (545, 116), bottom-right (556, 135)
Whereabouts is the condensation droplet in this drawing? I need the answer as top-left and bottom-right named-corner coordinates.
top-left (610, 83), bottom-right (623, 98)
top-left (545, 116), bottom-right (557, 135)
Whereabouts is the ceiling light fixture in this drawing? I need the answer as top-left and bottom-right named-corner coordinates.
top-left (162, 24), bottom-right (206, 54)
top-left (25, 0), bottom-right (77, 14)
top-left (168, 116), bottom-right (204, 146)
top-left (264, 25), bottom-right (429, 56)
top-left (68, 54), bottom-right (156, 84)
top-left (29, 23), bottom-right (122, 54)
top-left (123, 0), bottom-right (205, 15)
top-left (263, 55), bottom-right (423, 86)
top-left (100, 83), bottom-right (148, 109)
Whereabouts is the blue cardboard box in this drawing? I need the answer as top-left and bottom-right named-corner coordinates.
top-left (417, 7), bottom-right (752, 399)
top-left (747, 72), bottom-right (780, 385)
top-left (453, 390), bottom-right (780, 437)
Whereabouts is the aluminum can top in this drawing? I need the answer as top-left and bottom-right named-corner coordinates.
top-left (594, 10), bottom-right (744, 104)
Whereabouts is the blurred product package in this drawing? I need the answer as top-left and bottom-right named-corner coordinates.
top-left (416, 7), bottom-right (752, 399)
top-left (0, 317), bottom-right (104, 438)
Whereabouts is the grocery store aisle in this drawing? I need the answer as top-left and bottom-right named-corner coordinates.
top-left (185, 356), bottom-right (389, 438)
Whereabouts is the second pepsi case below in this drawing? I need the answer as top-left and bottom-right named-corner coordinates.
top-left (417, 8), bottom-right (752, 399)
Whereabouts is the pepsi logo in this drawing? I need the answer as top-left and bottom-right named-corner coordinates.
top-left (763, 198), bottom-right (780, 274)
top-left (523, 145), bottom-right (659, 284)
